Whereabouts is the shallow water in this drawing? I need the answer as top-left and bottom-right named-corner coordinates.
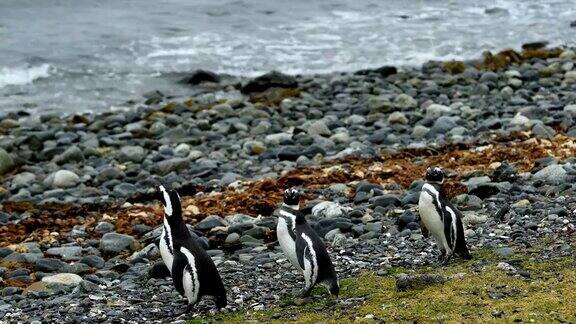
top-left (0, 0), bottom-right (574, 113)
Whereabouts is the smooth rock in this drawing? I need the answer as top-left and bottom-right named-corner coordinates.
top-left (0, 148), bottom-right (15, 175)
top-left (533, 164), bottom-right (566, 184)
top-left (195, 215), bottom-right (227, 231)
top-left (118, 146), bottom-right (145, 163)
top-left (42, 273), bottom-right (82, 285)
top-left (52, 170), bottom-right (81, 188)
top-left (312, 201), bottom-right (346, 218)
top-left (100, 232), bottom-right (137, 255)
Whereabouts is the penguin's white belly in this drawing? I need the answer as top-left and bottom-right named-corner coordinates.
top-left (277, 218), bottom-right (301, 270)
top-left (159, 227), bottom-right (173, 273)
top-left (180, 248), bottom-right (200, 304)
top-left (419, 193), bottom-right (450, 252)
top-left (182, 268), bottom-right (200, 304)
top-left (301, 233), bottom-right (318, 288)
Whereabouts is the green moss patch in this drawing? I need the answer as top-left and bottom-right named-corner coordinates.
top-left (192, 247), bottom-right (576, 323)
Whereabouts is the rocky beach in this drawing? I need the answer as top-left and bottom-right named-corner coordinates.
top-left (1, 45), bottom-right (576, 323)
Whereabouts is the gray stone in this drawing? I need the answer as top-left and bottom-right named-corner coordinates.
top-left (510, 113), bottom-right (531, 127)
top-left (412, 125), bottom-right (430, 138)
top-left (80, 255), bottom-right (105, 269)
top-left (325, 228), bottom-right (342, 241)
top-left (51, 170), bottom-right (81, 188)
top-left (533, 164), bottom-right (567, 184)
top-left (65, 262), bottom-right (91, 274)
top-left (100, 232), bottom-right (137, 255)
top-left (174, 143), bottom-right (191, 157)
top-left (465, 176), bottom-right (491, 189)
top-left (95, 222), bottom-right (115, 234)
top-left (225, 214), bottom-right (257, 227)
top-left (532, 123), bottom-right (556, 139)
top-left (393, 94), bottom-right (417, 109)
top-left (0, 148), bottom-right (14, 175)
top-left (221, 172), bottom-right (243, 186)
top-left (118, 146), bottom-right (145, 163)
top-left (307, 120), bottom-right (331, 136)
top-left (243, 141), bottom-right (266, 155)
top-left (11, 172), bottom-right (37, 189)
top-left (312, 201), bottom-right (346, 218)
top-left (243, 226), bottom-right (268, 239)
top-left (156, 157), bottom-right (189, 175)
top-left (195, 215), bottom-right (227, 231)
top-left (112, 183), bottom-right (137, 197)
top-left (462, 212), bottom-right (487, 225)
top-left (42, 273), bottom-right (82, 286)
top-left (564, 104), bottom-right (576, 115)
top-left (367, 95), bottom-right (393, 112)
top-left (96, 166), bottom-right (125, 181)
top-left (45, 246), bottom-right (82, 259)
top-left (34, 258), bottom-right (67, 272)
top-left (388, 111), bottom-right (408, 124)
top-left (370, 195), bottom-right (401, 208)
top-left (4, 252), bottom-right (43, 263)
top-left (332, 233), bottom-right (348, 247)
top-left (54, 145), bottom-right (84, 164)
top-left (365, 222), bottom-right (383, 233)
top-left (479, 71), bottom-right (499, 82)
top-left (425, 104), bottom-right (452, 118)
top-left (430, 116), bottom-right (458, 135)
top-left (224, 233), bottom-right (240, 245)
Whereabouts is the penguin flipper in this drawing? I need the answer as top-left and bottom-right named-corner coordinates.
top-left (171, 249), bottom-right (187, 297)
top-left (454, 215), bottom-right (472, 260)
top-left (295, 234), bottom-right (307, 271)
top-left (442, 207), bottom-right (456, 252)
top-left (444, 201), bottom-right (472, 260)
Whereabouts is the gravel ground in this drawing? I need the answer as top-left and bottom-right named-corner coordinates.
top-left (1, 45), bottom-right (575, 323)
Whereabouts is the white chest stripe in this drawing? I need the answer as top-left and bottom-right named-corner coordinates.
top-left (159, 186), bottom-right (173, 216)
top-left (180, 247), bottom-right (200, 303)
top-left (163, 217), bottom-right (173, 249)
top-left (160, 217), bottom-right (174, 272)
top-left (422, 184), bottom-right (443, 211)
top-left (445, 206), bottom-right (458, 248)
top-left (279, 210), bottom-right (296, 229)
top-left (302, 233), bottom-right (318, 288)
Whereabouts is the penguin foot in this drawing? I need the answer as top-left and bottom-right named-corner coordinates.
top-left (437, 253), bottom-right (445, 263)
top-left (440, 253), bottom-right (453, 265)
top-left (297, 288), bottom-right (312, 298)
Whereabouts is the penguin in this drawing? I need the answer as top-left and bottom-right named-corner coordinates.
top-left (276, 188), bottom-right (303, 271)
top-left (157, 185), bottom-right (227, 311)
top-left (277, 188), bottom-right (339, 297)
top-left (418, 167), bottom-right (472, 264)
top-left (158, 185), bottom-right (177, 274)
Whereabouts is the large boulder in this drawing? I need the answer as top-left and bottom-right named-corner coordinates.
top-left (180, 69), bottom-right (220, 85)
top-left (241, 71), bottom-right (297, 94)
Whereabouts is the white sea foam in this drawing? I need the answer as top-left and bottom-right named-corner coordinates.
top-left (0, 64), bottom-right (53, 89)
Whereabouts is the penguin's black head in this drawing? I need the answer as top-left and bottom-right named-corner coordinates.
top-left (425, 167), bottom-right (445, 183)
top-left (283, 188), bottom-right (300, 207)
top-left (157, 185), bottom-right (182, 217)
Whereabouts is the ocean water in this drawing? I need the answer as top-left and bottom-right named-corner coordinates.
top-left (0, 0), bottom-right (574, 114)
